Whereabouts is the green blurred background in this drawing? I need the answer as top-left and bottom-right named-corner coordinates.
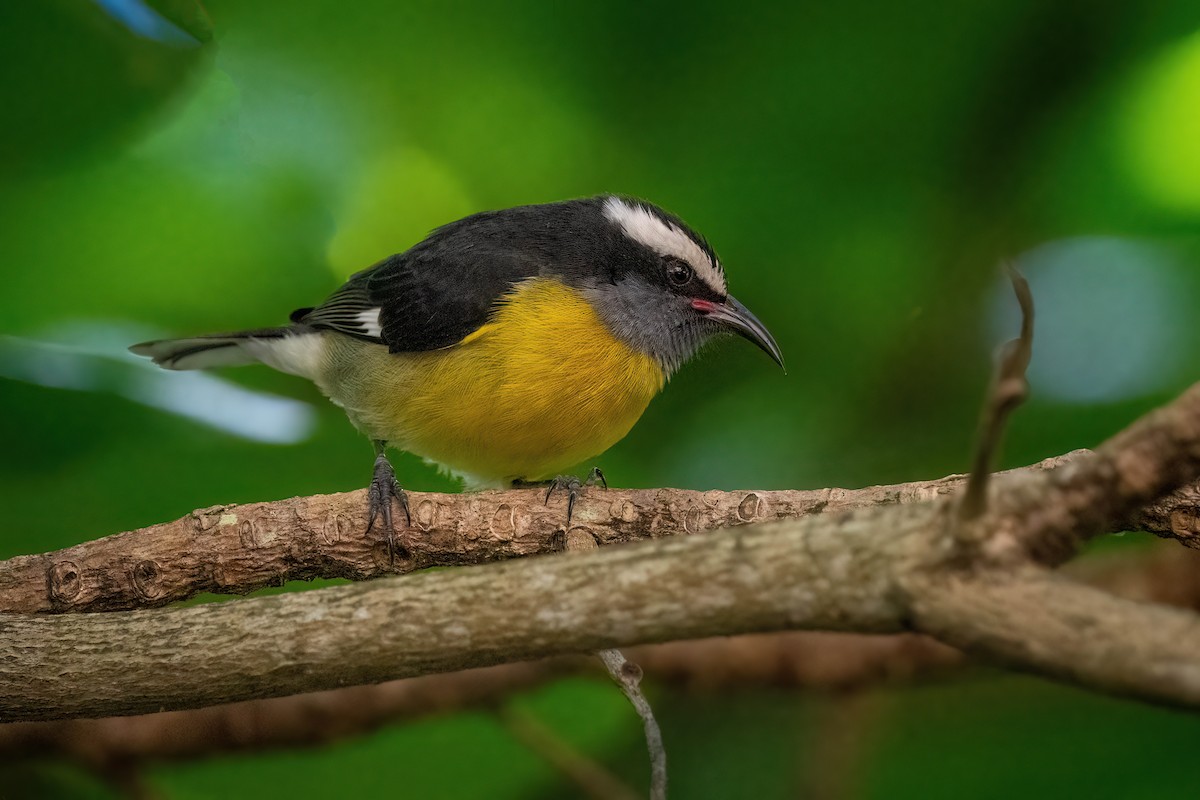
top-left (4, 0), bottom-right (1200, 797)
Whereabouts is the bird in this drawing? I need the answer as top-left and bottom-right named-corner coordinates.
top-left (131, 195), bottom-right (784, 548)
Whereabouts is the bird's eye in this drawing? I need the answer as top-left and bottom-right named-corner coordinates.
top-left (665, 259), bottom-right (693, 286)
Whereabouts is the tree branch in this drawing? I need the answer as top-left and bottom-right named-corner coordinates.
top-left (909, 565), bottom-right (1200, 707)
top-left (992, 382), bottom-right (1200, 565)
top-left (0, 662), bottom-right (564, 765)
top-left (8, 449), bottom-right (1200, 617)
top-left (0, 480), bottom-right (949, 614)
top-left (4, 378), bottom-right (1200, 722)
top-left (0, 499), bottom-right (918, 721)
top-left (3, 543), bottom-right (1195, 766)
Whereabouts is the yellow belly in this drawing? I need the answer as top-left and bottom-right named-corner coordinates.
top-left (315, 278), bottom-right (665, 485)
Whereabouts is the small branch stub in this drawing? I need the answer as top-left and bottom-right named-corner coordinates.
top-left (961, 265), bottom-right (1034, 521)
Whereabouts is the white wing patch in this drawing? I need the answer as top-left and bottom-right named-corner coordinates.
top-left (602, 196), bottom-right (726, 295)
top-left (356, 308), bottom-right (383, 338)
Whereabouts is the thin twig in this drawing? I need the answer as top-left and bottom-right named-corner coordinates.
top-left (498, 704), bottom-right (640, 800)
top-left (961, 265), bottom-right (1034, 520)
top-left (598, 649), bottom-right (667, 800)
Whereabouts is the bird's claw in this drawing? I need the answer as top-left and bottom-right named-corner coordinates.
top-left (543, 467), bottom-right (607, 526)
top-left (366, 453), bottom-right (410, 564)
top-left (587, 466), bottom-right (607, 490)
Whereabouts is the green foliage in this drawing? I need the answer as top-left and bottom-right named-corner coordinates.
top-left (3, 0), bottom-right (1200, 796)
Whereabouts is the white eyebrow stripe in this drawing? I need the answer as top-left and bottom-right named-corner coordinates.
top-left (602, 196), bottom-right (727, 295)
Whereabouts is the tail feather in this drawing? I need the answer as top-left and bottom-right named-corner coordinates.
top-left (130, 327), bottom-right (323, 377)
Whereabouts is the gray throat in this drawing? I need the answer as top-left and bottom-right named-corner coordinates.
top-left (582, 277), bottom-right (715, 376)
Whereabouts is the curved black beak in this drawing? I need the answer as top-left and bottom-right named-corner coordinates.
top-left (703, 295), bottom-right (785, 370)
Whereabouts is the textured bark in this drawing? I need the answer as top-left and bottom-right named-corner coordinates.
top-left (0, 475), bottom-right (969, 614)
top-left (0, 505), bottom-right (918, 721)
top-left (0, 640), bottom-right (940, 768)
top-left (5, 448), bottom-right (1200, 618)
top-left (993, 383), bottom-right (1200, 564)
top-left (4, 382), bottom-right (1200, 722)
top-left (910, 567), bottom-right (1200, 707)
top-left (1, 543), bottom-right (1196, 765)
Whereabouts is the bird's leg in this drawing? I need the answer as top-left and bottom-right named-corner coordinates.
top-left (366, 440), bottom-right (410, 564)
top-left (541, 467), bottom-right (607, 526)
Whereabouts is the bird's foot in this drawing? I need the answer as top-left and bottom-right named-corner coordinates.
top-left (366, 453), bottom-right (410, 564)
top-left (543, 467), bottom-right (607, 526)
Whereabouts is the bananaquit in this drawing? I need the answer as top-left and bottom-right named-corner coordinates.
top-left (132, 195), bottom-right (783, 539)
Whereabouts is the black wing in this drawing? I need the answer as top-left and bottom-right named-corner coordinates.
top-left (296, 252), bottom-right (536, 351)
top-left (295, 199), bottom-right (608, 352)
top-left (295, 213), bottom-right (550, 352)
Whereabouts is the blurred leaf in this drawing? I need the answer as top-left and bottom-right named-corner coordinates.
top-left (0, 0), bottom-right (212, 176)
